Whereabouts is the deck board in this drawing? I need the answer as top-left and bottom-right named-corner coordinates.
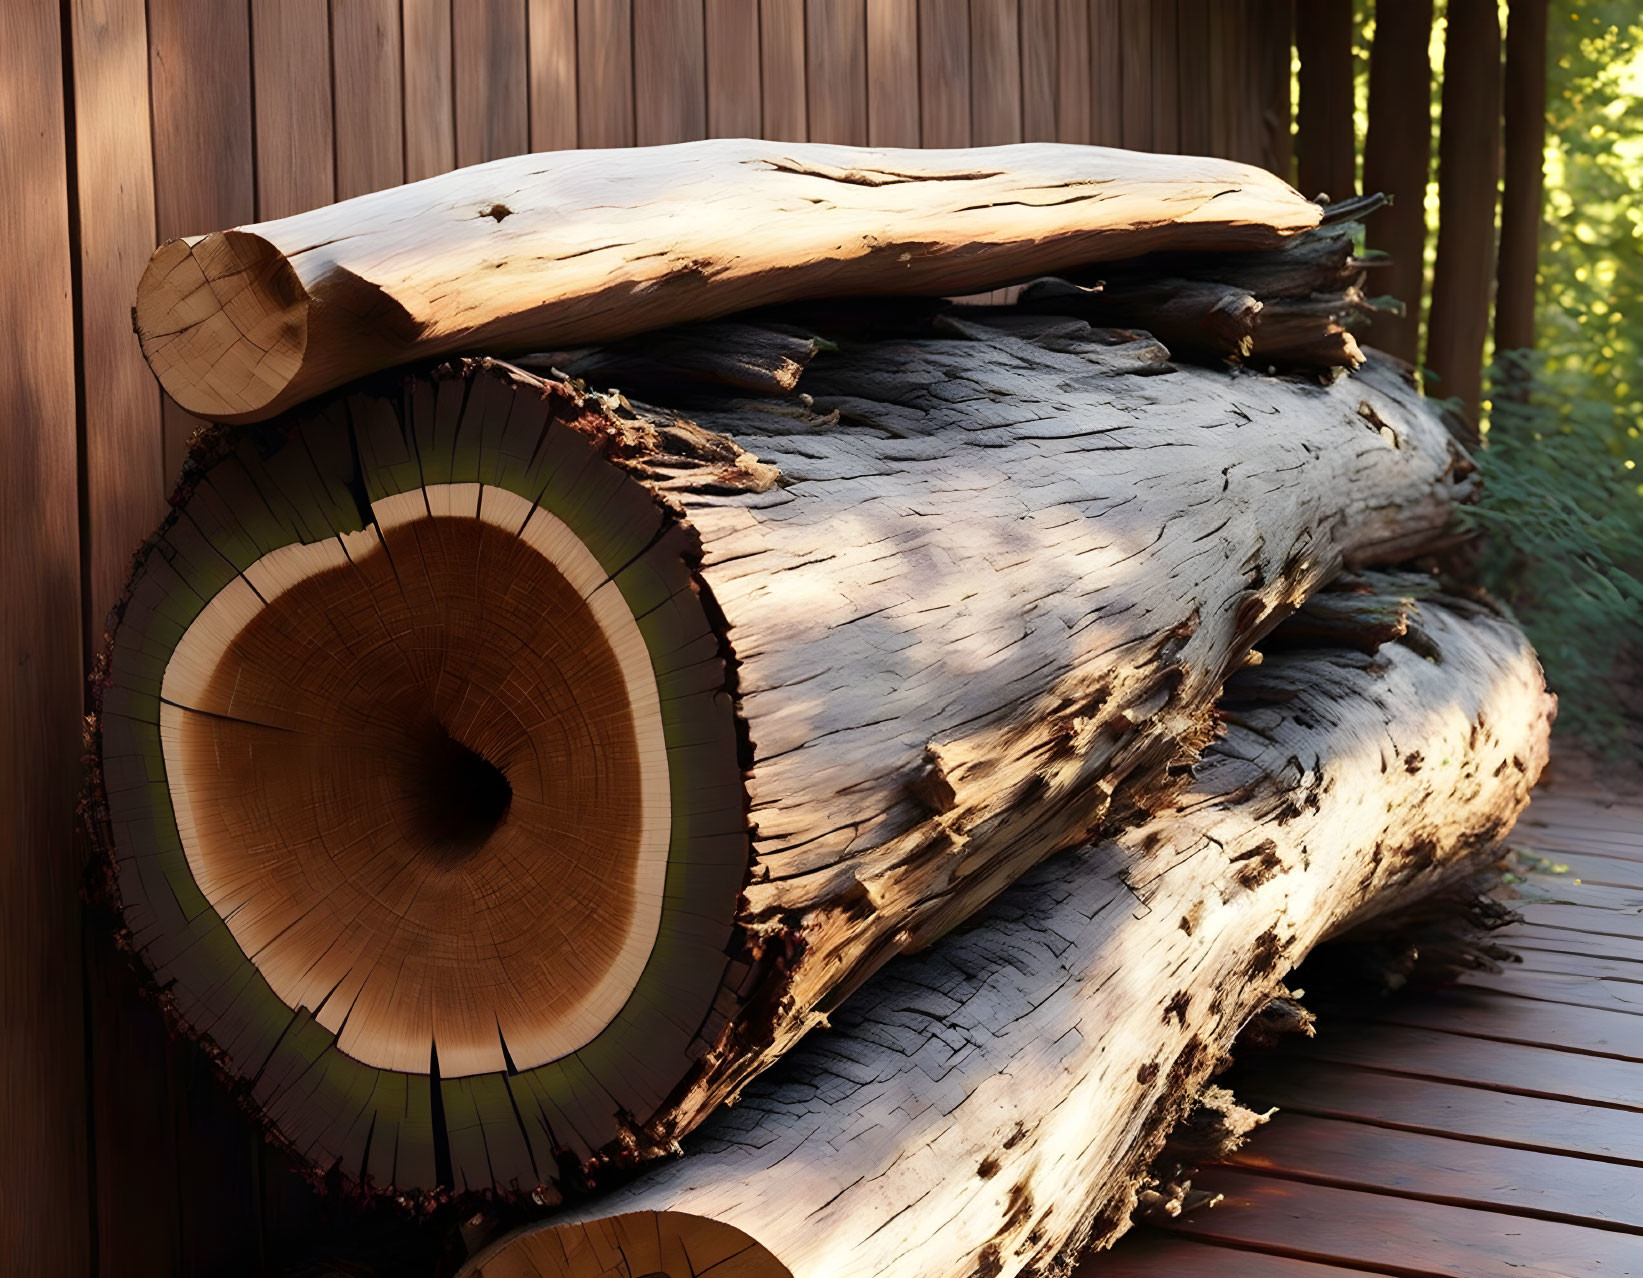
top-left (1224, 1112), bottom-right (1643, 1231)
top-left (1166, 1169), bottom-right (1639, 1277)
top-left (1084, 787), bottom-right (1643, 1275)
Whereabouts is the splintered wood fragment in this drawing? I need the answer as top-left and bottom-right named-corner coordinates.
top-left (88, 310), bottom-right (1474, 1202)
top-left (1015, 222), bottom-right (1384, 372)
top-left (131, 139), bottom-right (1322, 423)
top-left (461, 582), bottom-right (1553, 1278)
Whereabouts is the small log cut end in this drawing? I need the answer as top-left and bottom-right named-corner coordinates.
top-left (83, 361), bottom-right (759, 1201)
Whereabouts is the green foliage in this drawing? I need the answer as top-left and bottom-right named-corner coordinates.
top-left (1466, 356), bottom-right (1643, 746)
top-left (1535, 1), bottom-right (1643, 468)
top-left (1468, 3), bottom-right (1643, 748)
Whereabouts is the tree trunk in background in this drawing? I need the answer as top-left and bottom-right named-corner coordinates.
top-left (1295, 0), bottom-right (1357, 203)
top-left (460, 581), bottom-right (1553, 1278)
top-left (1495, 0), bottom-right (1549, 362)
top-left (1425, 0), bottom-right (1504, 436)
top-left (1362, 0), bottom-right (1435, 363)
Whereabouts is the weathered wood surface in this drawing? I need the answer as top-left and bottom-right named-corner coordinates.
top-left (461, 582), bottom-right (1552, 1278)
top-left (132, 140), bottom-right (1322, 422)
top-left (2, 3), bottom-right (90, 1272)
top-left (90, 311), bottom-right (1477, 1201)
top-left (670, 322), bottom-right (1477, 1145)
top-left (1106, 786), bottom-right (1643, 1277)
top-left (1013, 217), bottom-right (1382, 372)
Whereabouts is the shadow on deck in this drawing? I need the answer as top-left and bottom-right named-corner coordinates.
top-left (1078, 788), bottom-right (1643, 1278)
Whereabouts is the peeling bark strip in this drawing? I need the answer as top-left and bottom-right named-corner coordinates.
top-left (463, 586), bottom-right (1553, 1278)
top-left (89, 317), bottom-right (1472, 1202)
top-left (131, 139), bottom-right (1321, 423)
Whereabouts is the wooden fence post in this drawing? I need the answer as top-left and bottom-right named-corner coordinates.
top-left (1362, 0), bottom-right (1435, 363)
top-left (1295, 0), bottom-right (1357, 202)
top-left (1426, 0), bottom-right (1504, 434)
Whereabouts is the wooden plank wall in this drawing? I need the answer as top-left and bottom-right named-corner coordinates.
top-left (8, 3), bottom-right (1292, 1273)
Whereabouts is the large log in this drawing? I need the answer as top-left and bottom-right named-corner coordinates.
top-left (85, 317), bottom-right (1475, 1202)
top-left (131, 140), bottom-right (1322, 423)
top-left (459, 579), bottom-right (1554, 1278)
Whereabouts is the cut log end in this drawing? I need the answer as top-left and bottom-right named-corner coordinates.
top-left (86, 361), bottom-right (752, 1195)
top-left (466, 1212), bottom-right (790, 1278)
top-left (160, 491), bottom-right (672, 1075)
top-left (136, 231), bottom-right (309, 420)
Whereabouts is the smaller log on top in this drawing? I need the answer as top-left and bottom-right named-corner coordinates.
top-left (86, 307), bottom-right (1479, 1203)
top-left (132, 139), bottom-right (1322, 423)
top-left (460, 578), bottom-right (1553, 1278)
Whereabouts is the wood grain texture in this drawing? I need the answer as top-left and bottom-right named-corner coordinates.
top-left (1077, 1233), bottom-right (1380, 1277)
top-left (636, 0), bottom-right (707, 144)
top-left (1020, 0), bottom-right (1056, 141)
top-left (1381, 989), bottom-right (1643, 1061)
top-left (0, 4), bottom-right (89, 1272)
top-left (1148, 0), bottom-right (1180, 153)
top-left (403, 0), bottom-right (457, 179)
top-left (1294, 0), bottom-right (1356, 201)
top-left (1225, 1113), bottom-right (1643, 1231)
top-left (1175, 0), bottom-right (1213, 157)
top-left (147, 0), bottom-right (254, 476)
top-left (87, 936), bottom-right (181, 1276)
top-left (1297, 1022), bottom-right (1643, 1112)
top-left (578, 0), bottom-right (635, 146)
top-left (530, 326), bottom-right (1474, 1172)
top-left (250, 0), bottom-right (334, 218)
top-left (1118, 0), bottom-right (1152, 150)
top-left (1362, 0), bottom-right (1433, 361)
top-left (919, 0), bottom-right (970, 146)
top-left (333, 0), bottom-right (405, 198)
top-left (465, 588), bottom-right (1550, 1278)
top-left (528, 0), bottom-right (578, 150)
top-left (1425, 0), bottom-right (1504, 433)
top-left (1054, 0), bottom-right (1091, 143)
top-left (133, 139), bottom-right (1324, 422)
top-left (970, 0), bottom-right (1023, 146)
top-left (1246, 1057), bottom-right (1643, 1160)
top-left (1170, 1169), bottom-right (1636, 1277)
top-left (1254, 0), bottom-right (1294, 177)
top-left (807, 0), bottom-right (867, 144)
top-left (759, 0), bottom-right (805, 140)
top-left (70, 0), bottom-right (165, 640)
top-left (706, 0), bottom-right (762, 138)
top-left (866, 0), bottom-right (919, 146)
top-left (455, 0), bottom-right (529, 164)
top-left (1089, 0), bottom-right (1123, 145)
top-left (92, 363), bottom-right (747, 1199)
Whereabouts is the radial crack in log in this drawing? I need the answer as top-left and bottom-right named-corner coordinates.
top-left (459, 584), bottom-right (1553, 1278)
top-left (89, 315), bottom-right (1474, 1201)
top-left (131, 140), bottom-right (1322, 423)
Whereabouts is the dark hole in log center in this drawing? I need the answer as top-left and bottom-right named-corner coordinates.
top-left (406, 721), bottom-right (512, 857)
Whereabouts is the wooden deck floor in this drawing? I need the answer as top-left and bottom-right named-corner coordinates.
top-left (1080, 789), bottom-right (1643, 1278)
